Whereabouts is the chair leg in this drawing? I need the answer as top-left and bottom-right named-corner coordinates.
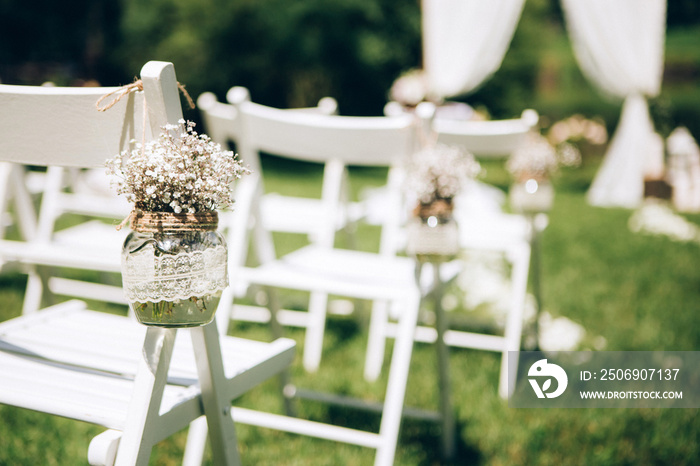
top-left (21, 270), bottom-right (44, 315)
top-left (364, 299), bottom-right (389, 382)
top-left (190, 322), bottom-right (242, 466)
top-left (115, 328), bottom-right (177, 466)
top-left (499, 243), bottom-right (531, 399)
top-left (179, 322), bottom-right (248, 466)
top-left (374, 290), bottom-right (421, 466)
top-left (21, 267), bottom-right (53, 315)
top-left (302, 291), bottom-right (329, 372)
top-left (265, 286), bottom-right (297, 417)
top-left (0, 163), bottom-right (12, 242)
top-left (88, 430), bottom-right (122, 466)
top-left (181, 287), bottom-right (241, 466)
top-left (10, 164), bottom-right (37, 240)
top-left (182, 417), bottom-right (209, 466)
top-left (432, 264), bottom-right (456, 461)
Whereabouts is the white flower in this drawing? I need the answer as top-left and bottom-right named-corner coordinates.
top-left (507, 131), bottom-right (561, 179)
top-left (106, 120), bottom-right (250, 213)
top-left (404, 143), bottom-right (480, 204)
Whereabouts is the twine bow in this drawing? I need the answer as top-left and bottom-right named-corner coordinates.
top-left (95, 78), bottom-right (195, 112)
top-left (117, 210), bottom-right (219, 232)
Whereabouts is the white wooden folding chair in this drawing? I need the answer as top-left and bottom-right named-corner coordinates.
top-left (183, 94), bottom-right (427, 465)
top-left (0, 61), bottom-right (295, 465)
top-left (372, 103), bottom-right (536, 398)
top-left (437, 108), bottom-right (536, 399)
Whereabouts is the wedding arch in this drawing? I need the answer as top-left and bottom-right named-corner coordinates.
top-left (421, 0), bottom-right (667, 208)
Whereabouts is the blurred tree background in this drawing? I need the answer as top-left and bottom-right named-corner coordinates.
top-left (1, 0), bottom-right (698, 135)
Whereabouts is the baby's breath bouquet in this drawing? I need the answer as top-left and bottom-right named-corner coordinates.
top-left (507, 131), bottom-right (578, 214)
top-left (506, 131), bottom-right (580, 182)
top-left (106, 119), bottom-right (248, 214)
top-left (389, 69), bottom-right (430, 108)
top-left (405, 143), bottom-right (481, 219)
top-left (108, 119), bottom-right (249, 328)
top-left (547, 114), bottom-right (607, 164)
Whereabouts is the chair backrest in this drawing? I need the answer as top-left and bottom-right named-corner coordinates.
top-left (0, 61), bottom-right (183, 169)
top-left (385, 101), bottom-right (538, 159)
top-left (434, 109), bottom-right (539, 159)
top-left (223, 91), bottom-right (418, 258)
top-left (232, 96), bottom-right (415, 170)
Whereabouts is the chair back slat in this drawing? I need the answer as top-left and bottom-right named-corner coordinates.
top-left (0, 86), bottom-right (143, 168)
top-left (237, 100), bottom-right (416, 167)
top-left (434, 109), bottom-right (539, 158)
top-left (140, 61), bottom-right (184, 136)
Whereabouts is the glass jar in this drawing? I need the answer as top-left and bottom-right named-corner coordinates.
top-left (406, 214), bottom-right (460, 261)
top-left (121, 212), bottom-right (228, 327)
top-left (509, 178), bottom-right (554, 214)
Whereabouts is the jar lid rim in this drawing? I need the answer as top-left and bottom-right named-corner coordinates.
top-left (130, 210), bottom-right (219, 232)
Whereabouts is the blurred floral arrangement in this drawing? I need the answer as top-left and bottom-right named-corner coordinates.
top-left (388, 69), bottom-right (489, 121)
top-left (507, 130), bottom-right (581, 182)
top-left (546, 114), bottom-right (608, 164)
top-left (389, 68), bottom-right (430, 107)
top-left (405, 143), bottom-right (481, 218)
top-left (106, 119), bottom-right (249, 214)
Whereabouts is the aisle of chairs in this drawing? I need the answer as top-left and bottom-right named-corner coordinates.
top-left (0, 63), bottom-right (537, 464)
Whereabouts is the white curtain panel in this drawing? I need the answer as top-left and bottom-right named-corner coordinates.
top-left (561, 0), bottom-right (666, 208)
top-left (422, 0), bottom-right (526, 100)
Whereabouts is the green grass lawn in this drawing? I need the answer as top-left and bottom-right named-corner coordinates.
top-left (0, 151), bottom-right (699, 465)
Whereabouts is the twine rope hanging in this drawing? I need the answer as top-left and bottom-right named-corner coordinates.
top-left (98, 79), bottom-right (209, 232)
top-left (95, 79), bottom-right (195, 112)
top-left (96, 77), bottom-right (196, 156)
top-left (415, 116), bottom-right (439, 150)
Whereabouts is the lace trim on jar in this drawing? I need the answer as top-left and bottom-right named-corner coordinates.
top-left (122, 243), bottom-right (228, 302)
top-left (406, 217), bottom-right (460, 256)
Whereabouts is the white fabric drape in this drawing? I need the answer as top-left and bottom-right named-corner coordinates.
top-left (561, 0), bottom-right (666, 208)
top-left (422, 0), bottom-right (526, 100)
top-left (667, 127), bottom-right (700, 212)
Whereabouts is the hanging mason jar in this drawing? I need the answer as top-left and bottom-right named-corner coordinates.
top-left (509, 177), bottom-right (554, 214)
top-left (121, 210), bottom-right (228, 327)
top-left (405, 198), bottom-right (460, 261)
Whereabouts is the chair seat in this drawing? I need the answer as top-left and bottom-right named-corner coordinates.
top-left (458, 211), bottom-right (531, 253)
top-left (53, 219), bottom-right (127, 261)
top-left (260, 193), bottom-right (364, 237)
top-left (239, 245), bottom-right (418, 301)
top-left (56, 191), bottom-right (132, 221)
top-left (0, 346), bottom-right (201, 430)
top-left (0, 300), bottom-right (296, 430)
top-left (0, 239), bottom-right (121, 272)
top-left (0, 218), bottom-right (125, 273)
